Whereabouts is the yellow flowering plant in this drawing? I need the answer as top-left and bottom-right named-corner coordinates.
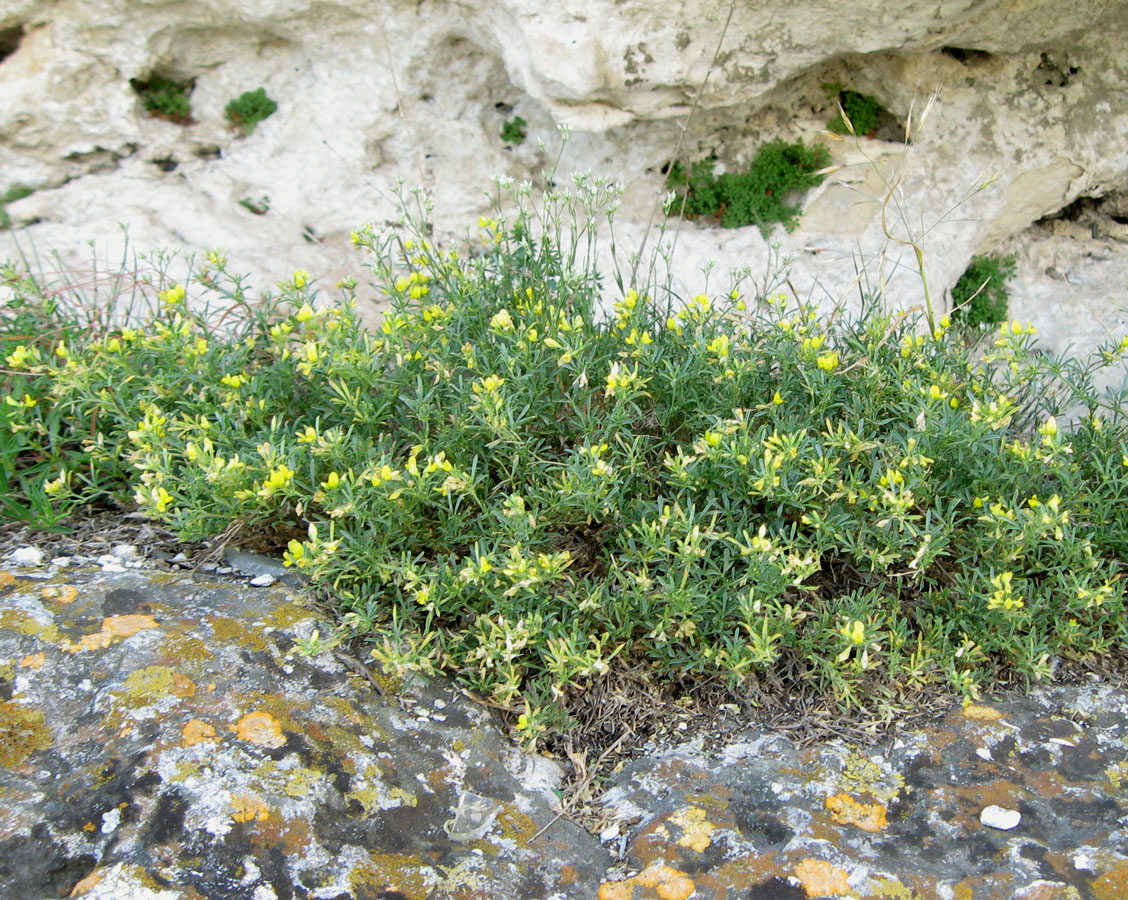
top-left (3, 172), bottom-right (1128, 749)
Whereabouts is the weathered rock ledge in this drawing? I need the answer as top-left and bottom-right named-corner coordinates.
top-left (2, 550), bottom-right (1126, 900)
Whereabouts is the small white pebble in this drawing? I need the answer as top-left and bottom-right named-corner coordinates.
top-left (600, 823), bottom-right (620, 842)
top-left (433, 698), bottom-right (446, 709)
top-left (216, 566), bottom-right (233, 575)
top-left (11, 546), bottom-right (45, 567)
top-left (112, 544), bottom-right (139, 560)
top-left (51, 556), bottom-right (72, 568)
top-left (97, 555), bottom-right (126, 573)
top-left (980, 805), bottom-right (1021, 830)
top-left (172, 553), bottom-right (189, 563)
top-left (1073, 852), bottom-right (1093, 870)
top-left (975, 747), bottom-right (993, 761)
top-left (249, 574), bottom-right (276, 587)
top-left (677, 722), bottom-right (688, 731)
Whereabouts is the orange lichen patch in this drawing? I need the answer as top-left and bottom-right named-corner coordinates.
top-left (962, 703), bottom-right (1004, 722)
top-left (69, 868), bottom-right (103, 896)
top-left (232, 710), bottom-right (287, 748)
top-left (41, 584), bottom-right (78, 604)
top-left (560, 865), bottom-right (577, 885)
top-left (230, 792), bottom-right (272, 823)
top-left (794, 858), bottom-right (850, 897)
top-left (598, 863), bottom-right (696, 900)
top-left (66, 615), bottom-right (158, 652)
top-left (20, 653), bottom-right (45, 669)
top-left (1092, 861), bottom-right (1128, 900)
top-left (182, 719), bottom-right (217, 746)
top-left (669, 805), bottom-right (716, 853)
top-left (825, 793), bottom-right (888, 832)
top-left (0, 571), bottom-right (14, 588)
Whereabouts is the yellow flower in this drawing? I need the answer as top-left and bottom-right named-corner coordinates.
top-left (841, 620), bottom-right (866, 644)
top-left (292, 270), bottom-right (310, 289)
top-left (5, 345), bottom-right (36, 368)
top-left (490, 309), bottom-right (515, 331)
top-left (816, 352), bottom-right (839, 372)
top-left (296, 303), bottom-right (315, 322)
top-left (220, 373), bottom-right (245, 389)
top-left (322, 471), bottom-right (340, 490)
top-left (159, 284), bottom-right (186, 307)
top-left (297, 426), bottom-right (319, 443)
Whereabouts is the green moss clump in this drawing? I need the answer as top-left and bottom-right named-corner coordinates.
top-left (666, 139), bottom-right (830, 235)
top-left (826, 87), bottom-right (885, 136)
top-left (225, 88), bottom-right (278, 136)
top-left (132, 75), bottom-right (193, 123)
top-left (951, 253), bottom-right (1017, 328)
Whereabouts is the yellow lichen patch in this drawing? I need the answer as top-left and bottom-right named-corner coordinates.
top-left (0, 700), bottom-right (52, 768)
top-left (825, 793), bottom-right (888, 832)
top-left (230, 792), bottom-right (272, 823)
top-left (349, 852), bottom-right (431, 899)
top-left (41, 584), bottom-right (77, 604)
top-left (252, 758), bottom-right (325, 798)
top-left (66, 615), bottom-right (158, 652)
top-left (69, 867), bottom-right (103, 896)
top-left (669, 805), bottom-right (716, 853)
top-left (867, 877), bottom-right (926, 899)
top-left (794, 858), bottom-right (850, 897)
top-left (0, 571), bottom-right (14, 588)
top-left (232, 710), bottom-right (287, 748)
top-left (20, 652), bottom-right (45, 669)
top-left (182, 719), bottom-right (217, 747)
top-left (209, 616), bottom-right (268, 652)
top-left (1104, 761), bottom-right (1128, 791)
top-left (120, 665), bottom-right (196, 703)
top-left (838, 752), bottom-right (905, 802)
top-left (598, 863), bottom-right (696, 900)
top-left (1092, 861), bottom-right (1128, 900)
top-left (962, 704), bottom-right (1004, 722)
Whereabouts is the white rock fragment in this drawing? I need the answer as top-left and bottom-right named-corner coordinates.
top-left (249, 574), bottom-right (276, 587)
top-left (51, 556), bottom-right (72, 567)
top-left (171, 552), bottom-right (189, 563)
top-left (980, 805), bottom-right (1021, 830)
top-left (11, 546), bottom-right (45, 567)
top-left (975, 747), bottom-right (993, 761)
top-left (112, 544), bottom-right (139, 560)
top-left (97, 554), bottom-right (127, 573)
top-left (598, 824), bottom-right (620, 843)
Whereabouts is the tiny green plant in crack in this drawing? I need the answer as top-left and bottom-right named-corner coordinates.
top-left (132, 75), bottom-right (194, 124)
top-left (501, 116), bottom-right (527, 145)
top-left (225, 88), bottom-right (278, 136)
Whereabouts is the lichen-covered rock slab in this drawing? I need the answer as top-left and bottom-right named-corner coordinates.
top-left (0, 560), bottom-right (609, 900)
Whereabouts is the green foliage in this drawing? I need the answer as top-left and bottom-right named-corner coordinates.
top-left (3, 181), bottom-right (1128, 747)
top-left (0, 185), bottom-right (34, 231)
top-left (225, 88), bottom-right (278, 136)
top-left (132, 76), bottom-right (193, 123)
top-left (239, 196), bottom-right (270, 216)
top-left (666, 140), bottom-right (830, 235)
top-left (951, 254), bottom-right (1017, 328)
top-left (825, 86), bottom-right (885, 136)
top-left (501, 116), bottom-right (527, 145)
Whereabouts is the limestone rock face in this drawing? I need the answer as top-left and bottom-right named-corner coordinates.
top-left (1, 0), bottom-right (1126, 356)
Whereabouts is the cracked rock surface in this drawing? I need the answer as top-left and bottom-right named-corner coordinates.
top-left (2, 551), bottom-right (1127, 900)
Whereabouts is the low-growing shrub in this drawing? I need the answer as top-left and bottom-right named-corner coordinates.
top-left (3, 179), bottom-right (1127, 746)
top-left (666, 140), bottom-right (830, 234)
top-left (132, 75), bottom-right (193, 124)
top-left (225, 88), bottom-right (278, 135)
top-left (951, 253), bottom-right (1017, 328)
